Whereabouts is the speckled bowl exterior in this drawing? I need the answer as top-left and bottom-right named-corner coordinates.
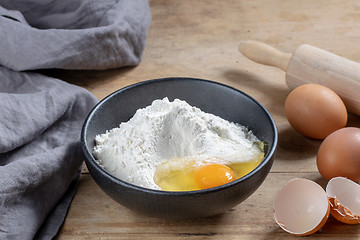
top-left (81, 77), bottom-right (278, 219)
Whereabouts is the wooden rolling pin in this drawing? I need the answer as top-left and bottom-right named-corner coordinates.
top-left (239, 40), bottom-right (360, 116)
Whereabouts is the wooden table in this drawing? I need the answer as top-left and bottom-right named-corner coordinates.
top-left (56, 1), bottom-right (360, 239)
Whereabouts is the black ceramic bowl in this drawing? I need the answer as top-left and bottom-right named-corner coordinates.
top-left (82, 77), bottom-right (277, 219)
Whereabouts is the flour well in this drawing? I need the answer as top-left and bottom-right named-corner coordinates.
top-left (93, 98), bottom-right (263, 190)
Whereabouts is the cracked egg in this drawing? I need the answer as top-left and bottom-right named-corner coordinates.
top-left (274, 177), bottom-right (360, 236)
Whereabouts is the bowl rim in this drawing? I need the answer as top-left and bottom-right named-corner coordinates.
top-left (81, 77), bottom-right (278, 195)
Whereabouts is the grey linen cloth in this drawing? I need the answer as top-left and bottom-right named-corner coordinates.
top-left (0, 0), bottom-right (151, 239)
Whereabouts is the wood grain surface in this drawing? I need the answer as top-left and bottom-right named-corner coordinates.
top-left (55, 0), bottom-right (360, 239)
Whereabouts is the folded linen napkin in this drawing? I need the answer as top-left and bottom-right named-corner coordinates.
top-left (0, 0), bottom-right (151, 239)
top-left (0, 0), bottom-right (150, 71)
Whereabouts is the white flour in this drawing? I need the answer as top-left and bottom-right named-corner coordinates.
top-left (93, 97), bottom-right (261, 190)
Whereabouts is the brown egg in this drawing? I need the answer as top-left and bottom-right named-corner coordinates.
top-left (285, 84), bottom-right (347, 139)
top-left (317, 127), bottom-right (360, 182)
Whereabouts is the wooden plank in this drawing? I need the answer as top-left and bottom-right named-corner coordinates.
top-left (55, 0), bottom-right (360, 239)
top-left (57, 173), bottom-right (359, 239)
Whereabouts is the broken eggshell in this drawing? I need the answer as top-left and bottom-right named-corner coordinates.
top-left (326, 177), bottom-right (360, 224)
top-left (273, 178), bottom-right (330, 236)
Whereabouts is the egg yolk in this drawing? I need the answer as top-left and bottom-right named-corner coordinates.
top-left (154, 156), bottom-right (263, 191)
top-left (195, 164), bottom-right (236, 189)
top-left (154, 142), bottom-right (265, 191)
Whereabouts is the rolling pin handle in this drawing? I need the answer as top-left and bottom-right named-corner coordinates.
top-left (239, 40), bottom-right (291, 72)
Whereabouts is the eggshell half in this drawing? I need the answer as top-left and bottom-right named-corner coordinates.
top-left (273, 178), bottom-right (330, 236)
top-left (326, 177), bottom-right (360, 224)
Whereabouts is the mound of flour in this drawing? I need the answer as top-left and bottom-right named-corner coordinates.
top-left (93, 97), bottom-right (261, 190)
